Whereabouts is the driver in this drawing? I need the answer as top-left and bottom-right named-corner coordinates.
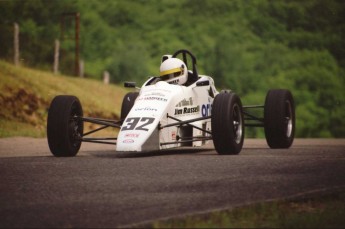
top-left (159, 58), bottom-right (188, 85)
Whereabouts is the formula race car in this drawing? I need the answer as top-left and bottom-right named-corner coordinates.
top-left (47, 49), bottom-right (295, 157)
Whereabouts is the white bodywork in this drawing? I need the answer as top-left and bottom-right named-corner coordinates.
top-left (116, 76), bottom-right (218, 152)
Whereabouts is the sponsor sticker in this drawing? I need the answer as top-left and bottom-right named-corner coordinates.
top-left (171, 131), bottom-right (176, 140)
top-left (134, 107), bottom-right (158, 112)
top-left (123, 139), bottom-right (134, 143)
top-left (176, 97), bottom-right (193, 107)
top-left (142, 92), bottom-right (166, 97)
top-left (137, 96), bottom-right (168, 102)
top-left (145, 88), bottom-right (172, 93)
top-left (169, 79), bottom-right (179, 84)
top-left (174, 105), bottom-right (200, 115)
top-left (202, 104), bottom-right (212, 117)
top-left (125, 133), bottom-right (140, 138)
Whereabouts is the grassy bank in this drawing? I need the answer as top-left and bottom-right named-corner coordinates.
top-left (150, 191), bottom-right (345, 228)
top-left (0, 61), bottom-right (129, 137)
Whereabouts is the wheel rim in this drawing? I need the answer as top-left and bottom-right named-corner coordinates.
top-left (285, 100), bottom-right (293, 138)
top-left (69, 102), bottom-right (82, 147)
top-left (232, 104), bottom-right (243, 144)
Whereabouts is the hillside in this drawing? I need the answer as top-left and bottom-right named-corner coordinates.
top-left (0, 61), bottom-right (129, 137)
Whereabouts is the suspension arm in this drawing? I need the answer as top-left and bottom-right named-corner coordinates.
top-left (77, 116), bottom-right (122, 128)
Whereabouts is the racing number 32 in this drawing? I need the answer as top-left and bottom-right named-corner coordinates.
top-left (122, 117), bottom-right (155, 131)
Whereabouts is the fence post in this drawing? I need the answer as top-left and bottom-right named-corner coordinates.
top-left (103, 71), bottom-right (110, 84)
top-left (14, 23), bottom-right (19, 66)
top-left (53, 39), bottom-right (60, 74)
top-left (75, 13), bottom-right (80, 76)
top-left (79, 60), bottom-right (84, 78)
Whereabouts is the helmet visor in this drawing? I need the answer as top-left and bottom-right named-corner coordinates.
top-left (160, 66), bottom-right (184, 81)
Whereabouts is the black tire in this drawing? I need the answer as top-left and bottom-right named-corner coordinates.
top-left (120, 92), bottom-right (139, 120)
top-left (47, 95), bottom-right (83, 157)
top-left (212, 92), bottom-right (244, 155)
top-left (264, 89), bottom-right (295, 148)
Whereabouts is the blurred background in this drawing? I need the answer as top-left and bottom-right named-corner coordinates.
top-left (0, 0), bottom-right (344, 138)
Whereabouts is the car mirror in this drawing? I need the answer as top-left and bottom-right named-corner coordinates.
top-left (196, 80), bottom-right (210, 87)
top-left (124, 82), bottom-right (136, 88)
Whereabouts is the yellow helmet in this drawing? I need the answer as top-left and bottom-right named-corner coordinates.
top-left (159, 58), bottom-right (188, 85)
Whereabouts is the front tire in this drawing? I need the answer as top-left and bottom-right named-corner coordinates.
top-left (212, 92), bottom-right (244, 155)
top-left (264, 89), bottom-right (295, 148)
top-left (47, 95), bottom-right (83, 157)
top-left (120, 92), bottom-right (139, 120)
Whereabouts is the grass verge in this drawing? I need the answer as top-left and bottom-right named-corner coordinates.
top-left (149, 191), bottom-right (345, 228)
top-left (0, 60), bottom-right (129, 137)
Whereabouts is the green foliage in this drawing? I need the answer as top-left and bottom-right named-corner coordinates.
top-left (0, 0), bottom-right (344, 137)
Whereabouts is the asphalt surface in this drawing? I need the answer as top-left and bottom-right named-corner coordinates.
top-left (0, 138), bottom-right (344, 228)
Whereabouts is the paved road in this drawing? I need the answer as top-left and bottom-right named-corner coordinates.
top-left (0, 138), bottom-right (344, 228)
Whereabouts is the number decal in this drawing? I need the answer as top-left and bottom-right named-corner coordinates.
top-left (136, 117), bottom-right (155, 131)
top-left (122, 117), bottom-right (140, 131)
top-left (122, 117), bottom-right (155, 131)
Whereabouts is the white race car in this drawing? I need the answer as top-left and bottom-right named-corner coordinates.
top-left (47, 49), bottom-right (295, 156)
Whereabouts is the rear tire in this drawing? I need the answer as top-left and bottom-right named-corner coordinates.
top-left (212, 92), bottom-right (244, 155)
top-left (47, 95), bottom-right (83, 157)
top-left (264, 89), bottom-right (295, 148)
top-left (120, 92), bottom-right (139, 120)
